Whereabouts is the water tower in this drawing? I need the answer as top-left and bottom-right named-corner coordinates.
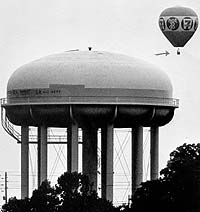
top-left (1, 50), bottom-right (178, 201)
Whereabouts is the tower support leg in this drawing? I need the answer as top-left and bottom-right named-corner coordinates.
top-left (132, 126), bottom-right (143, 196)
top-left (21, 126), bottom-right (29, 199)
top-left (38, 126), bottom-right (47, 187)
top-left (82, 126), bottom-right (98, 191)
top-left (67, 123), bottom-right (79, 172)
top-left (150, 126), bottom-right (159, 180)
top-left (101, 124), bottom-right (114, 201)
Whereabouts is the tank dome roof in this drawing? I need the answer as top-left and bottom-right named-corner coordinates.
top-left (7, 51), bottom-right (172, 98)
top-left (4, 51), bottom-right (178, 128)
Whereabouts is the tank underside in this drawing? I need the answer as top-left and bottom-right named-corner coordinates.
top-left (5, 104), bottom-right (175, 128)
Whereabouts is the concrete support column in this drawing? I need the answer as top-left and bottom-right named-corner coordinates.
top-left (38, 126), bottom-right (47, 187)
top-left (132, 126), bottom-right (143, 196)
top-left (82, 126), bottom-right (98, 191)
top-left (21, 126), bottom-right (29, 199)
top-left (150, 126), bottom-right (159, 180)
top-left (67, 123), bottom-right (79, 172)
top-left (101, 124), bottom-right (114, 201)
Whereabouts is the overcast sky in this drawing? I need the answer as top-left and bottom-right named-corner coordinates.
top-left (0, 0), bottom-right (200, 205)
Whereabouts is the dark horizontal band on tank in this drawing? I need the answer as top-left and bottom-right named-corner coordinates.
top-left (1, 96), bottom-right (179, 108)
top-left (7, 86), bottom-right (171, 98)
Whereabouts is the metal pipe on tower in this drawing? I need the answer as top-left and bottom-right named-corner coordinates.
top-left (82, 126), bottom-right (98, 191)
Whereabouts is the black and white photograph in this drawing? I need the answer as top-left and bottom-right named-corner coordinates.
top-left (0, 0), bottom-right (200, 211)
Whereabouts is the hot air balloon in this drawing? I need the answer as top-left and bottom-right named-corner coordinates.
top-left (159, 6), bottom-right (198, 55)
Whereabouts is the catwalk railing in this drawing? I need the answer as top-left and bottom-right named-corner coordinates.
top-left (0, 96), bottom-right (179, 143)
top-left (1, 96), bottom-right (179, 107)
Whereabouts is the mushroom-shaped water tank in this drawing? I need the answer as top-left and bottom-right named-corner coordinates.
top-left (4, 51), bottom-right (178, 127)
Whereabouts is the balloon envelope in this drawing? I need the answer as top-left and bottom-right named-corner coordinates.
top-left (159, 6), bottom-right (198, 47)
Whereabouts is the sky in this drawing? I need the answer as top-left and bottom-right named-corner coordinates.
top-left (0, 0), bottom-right (200, 206)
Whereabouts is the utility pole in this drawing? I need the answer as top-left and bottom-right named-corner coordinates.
top-left (3, 172), bottom-right (8, 204)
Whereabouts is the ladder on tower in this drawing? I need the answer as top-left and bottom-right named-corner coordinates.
top-left (0, 98), bottom-right (70, 144)
top-left (1, 98), bottom-right (21, 143)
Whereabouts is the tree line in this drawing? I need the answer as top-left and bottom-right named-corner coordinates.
top-left (2, 143), bottom-right (200, 212)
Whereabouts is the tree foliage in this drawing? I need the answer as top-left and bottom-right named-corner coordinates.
top-left (1, 172), bottom-right (116, 212)
top-left (55, 172), bottom-right (114, 212)
top-left (3, 143), bottom-right (200, 212)
top-left (1, 197), bottom-right (30, 212)
top-left (161, 143), bottom-right (200, 179)
top-left (56, 171), bottom-right (92, 198)
top-left (130, 143), bottom-right (200, 212)
top-left (30, 180), bottom-right (60, 212)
